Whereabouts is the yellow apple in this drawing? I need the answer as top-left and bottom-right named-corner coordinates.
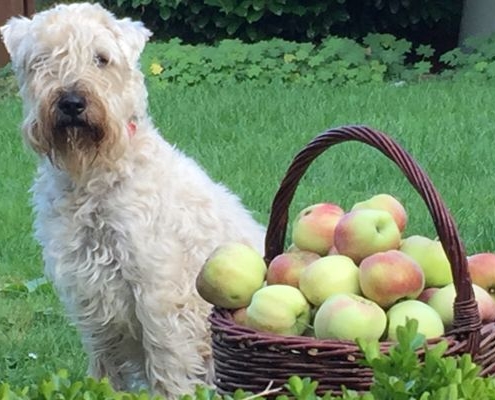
top-left (299, 255), bottom-right (360, 306)
top-left (245, 285), bottom-right (311, 336)
top-left (386, 300), bottom-right (444, 340)
top-left (428, 283), bottom-right (495, 328)
top-left (195, 242), bottom-right (266, 309)
top-left (313, 293), bottom-right (387, 341)
top-left (400, 235), bottom-right (453, 287)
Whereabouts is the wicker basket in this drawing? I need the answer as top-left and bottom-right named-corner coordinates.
top-left (209, 125), bottom-right (495, 396)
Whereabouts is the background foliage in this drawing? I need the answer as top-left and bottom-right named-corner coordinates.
top-left (141, 33), bottom-right (495, 88)
top-left (36, 0), bottom-right (463, 55)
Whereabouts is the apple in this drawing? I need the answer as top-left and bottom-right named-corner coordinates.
top-left (428, 283), bottom-right (495, 328)
top-left (467, 253), bottom-right (495, 300)
top-left (417, 287), bottom-right (439, 303)
top-left (195, 242), bottom-right (267, 309)
top-left (232, 307), bottom-right (248, 326)
top-left (291, 203), bottom-right (345, 256)
top-left (266, 250), bottom-right (320, 287)
top-left (328, 246), bottom-right (339, 255)
top-left (245, 285), bottom-right (311, 336)
top-left (313, 293), bottom-right (387, 341)
top-left (386, 300), bottom-right (444, 340)
top-left (359, 250), bottom-right (425, 309)
top-left (333, 209), bottom-right (401, 263)
top-left (299, 255), bottom-right (360, 306)
top-left (400, 235), bottom-right (453, 287)
top-left (351, 193), bottom-right (408, 232)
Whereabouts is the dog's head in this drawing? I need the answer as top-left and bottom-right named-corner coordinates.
top-left (1, 2), bottom-right (152, 176)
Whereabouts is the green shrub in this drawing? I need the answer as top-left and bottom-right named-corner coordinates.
top-left (103, 0), bottom-right (461, 49)
top-left (440, 34), bottom-right (495, 80)
top-left (142, 33), bottom-right (434, 88)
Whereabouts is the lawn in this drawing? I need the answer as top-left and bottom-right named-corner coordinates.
top-left (2, 76), bottom-right (495, 386)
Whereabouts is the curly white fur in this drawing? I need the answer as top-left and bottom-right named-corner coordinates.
top-left (1, 3), bottom-right (265, 398)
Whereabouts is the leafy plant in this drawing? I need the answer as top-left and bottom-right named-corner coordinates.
top-left (141, 34), bottom-right (433, 88)
top-left (354, 319), bottom-right (495, 400)
top-left (3, 320), bottom-right (495, 400)
top-left (440, 33), bottom-right (495, 80)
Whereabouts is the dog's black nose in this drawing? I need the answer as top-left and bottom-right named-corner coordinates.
top-left (58, 92), bottom-right (86, 117)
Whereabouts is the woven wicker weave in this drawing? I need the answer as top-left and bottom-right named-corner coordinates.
top-left (208, 125), bottom-right (495, 396)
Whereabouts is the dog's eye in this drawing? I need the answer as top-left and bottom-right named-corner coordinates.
top-left (94, 54), bottom-right (109, 68)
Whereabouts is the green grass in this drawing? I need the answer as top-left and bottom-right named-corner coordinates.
top-left (2, 77), bottom-right (495, 387)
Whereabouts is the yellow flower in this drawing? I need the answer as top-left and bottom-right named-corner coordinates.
top-left (150, 62), bottom-right (164, 75)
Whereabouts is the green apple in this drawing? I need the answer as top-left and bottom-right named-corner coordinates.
top-left (386, 300), bottom-right (444, 340)
top-left (359, 250), bottom-right (425, 309)
top-left (351, 193), bottom-right (408, 232)
top-left (195, 242), bottom-right (267, 309)
top-left (313, 293), bottom-right (387, 341)
top-left (266, 250), bottom-right (320, 287)
top-left (400, 235), bottom-right (453, 287)
top-left (428, 283), bottom-right (495, 328)
top-left (291, 203), bottom-right (344, 256)
top-left (467, 253), bottom-right (495, 301)
top-left (299, 255), bottom-right (360, 306)
top-left (245, 285), bottom-right (311, 336)
top-left (334, 209), bottom-right (401, 263)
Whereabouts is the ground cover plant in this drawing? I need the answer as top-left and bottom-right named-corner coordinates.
top-left (2, 46), bottom-right (495, 395)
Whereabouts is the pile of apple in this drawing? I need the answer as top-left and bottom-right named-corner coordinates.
top-left (195, 194), bottom-right (495, 342)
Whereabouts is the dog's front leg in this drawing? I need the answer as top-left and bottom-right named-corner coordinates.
top-left (132, 285), bottom-right (213, 399)
top-left (82, 325), bottom-right (149, 393)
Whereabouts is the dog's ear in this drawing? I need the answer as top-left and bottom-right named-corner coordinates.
top-left (1, 16), bottom-right (32, 70)
top-left (114, 18), bottom-right (152, 66)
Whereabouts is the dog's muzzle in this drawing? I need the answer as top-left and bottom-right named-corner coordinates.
top-left (56, 91), bottom-right (87, 127)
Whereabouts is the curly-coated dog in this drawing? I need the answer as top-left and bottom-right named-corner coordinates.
top-left (1, 3), bottom-right (265, 398)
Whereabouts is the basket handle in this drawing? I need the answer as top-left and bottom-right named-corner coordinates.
top-left (264, 125), bottom-right (481, 354)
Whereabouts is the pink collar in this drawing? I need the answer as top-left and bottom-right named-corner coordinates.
top-left (127, 121), bottom-right (137, 138)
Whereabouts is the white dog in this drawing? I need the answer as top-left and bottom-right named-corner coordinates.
top-left (1, 3), bottom-right (265, 398)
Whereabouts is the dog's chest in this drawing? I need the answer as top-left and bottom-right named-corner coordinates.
top-left (37, 178), bottom-right (142, 324)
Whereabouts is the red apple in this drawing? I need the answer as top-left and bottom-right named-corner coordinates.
top-left (417, 287), bottom-right (439, 303)
top-left (233, 307), bottom-right (248, 326)
top-left (467, 252), bottom-right (495, 300)
top-left (291, 203), bottom-right (344, 256)
top-left (334, 209), bottom-right (401, 264)
top-left (359, 250), bottom-right (425, 309)
top-left (352, 193), bottom-right (408, 232)
top-left (266, 250), bottom-right (320, 287)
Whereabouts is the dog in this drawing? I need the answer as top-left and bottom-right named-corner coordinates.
top-left (1, 3), bottom-right (265, 398)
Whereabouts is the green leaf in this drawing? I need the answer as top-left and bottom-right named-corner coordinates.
top-left (416, 44), bottom-right (434, 58)
top-left (286, 376), bottom-right (304, 395)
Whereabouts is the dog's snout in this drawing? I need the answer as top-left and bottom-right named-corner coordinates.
top-left (58, 92), bottom-right (87, 117)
